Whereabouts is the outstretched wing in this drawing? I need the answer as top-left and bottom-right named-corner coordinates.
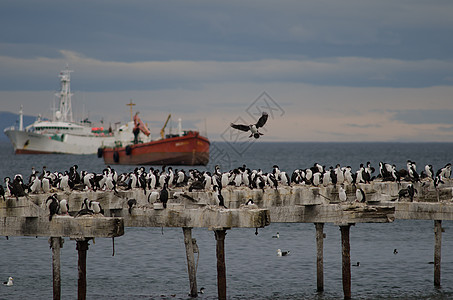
top-left (230, 123), bottom-right (250, 132)
top-left (255, 112), bottom-right (268, 128)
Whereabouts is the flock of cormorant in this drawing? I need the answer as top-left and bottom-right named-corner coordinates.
top-left (0, 161), bottom-right (451, 221)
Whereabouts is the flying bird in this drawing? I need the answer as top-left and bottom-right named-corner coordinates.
top-left (230, 112), bottom-right (269, 139)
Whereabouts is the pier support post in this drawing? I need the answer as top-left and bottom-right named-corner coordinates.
top-left (183, 227), bottom-right (198, 297)
top-left (49, 237), bottom-right (64, 300)
top-left (434, 220), bottom-right (442, 287)
top-left (214, 229), bottom-right (227, 300)
top-left (340, 224), bottom-right (352, 300)
top-left (315, 223), bottom-right (324, 292)
top-left (76, 239), bottom-right (90, 300)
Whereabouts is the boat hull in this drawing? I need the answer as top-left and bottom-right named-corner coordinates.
top-left (101, 131), bottom-right (210, 166)
top-left (4, 128), bottom-right (121, 155)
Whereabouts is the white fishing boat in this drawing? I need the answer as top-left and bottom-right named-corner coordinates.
top-left (3, 67), bottom-right (140, 155)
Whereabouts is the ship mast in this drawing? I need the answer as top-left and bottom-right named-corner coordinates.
top-left (126, 99), bottom-right (136, 121)
top-left (19, 105), bottom-right (24, 131)
top-left (54, 65), bottom-right (74, 122)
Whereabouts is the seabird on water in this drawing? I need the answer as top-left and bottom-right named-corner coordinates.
top-left (3, 277), bottom-right (13, 286)
top-left (230, 111), bottom-right (269, 139)
top-left (272, 232), bottom-right (280, 239)
top-left (277, 249), bottom-right (290, 256)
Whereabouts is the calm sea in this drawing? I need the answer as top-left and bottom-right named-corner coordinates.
top-left (1, 140), bottom-right (453, 299)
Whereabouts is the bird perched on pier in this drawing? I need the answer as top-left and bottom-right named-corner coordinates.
top-left (398, 184), bottom-right (417, 202)
top-left (3, 277), bottom-right (13, 286)
top-left (28, 174), bottom-right (42, 194)
top-left (339, 186), bottom-right (347, 202)
top-left (437, 163), bottom-right (452, 179)
top-left (46, 194), bottom-right (60, 221)
top-left (214, 186), bottom-right (227, 208)
top-left (421, 164), bottom-right (434, 180)
top-left (148, 191), bottom-right (159, 203)
top-left (159, 183), bottom-right (169, 208)
top-left (0, 184), bottom-right (5, 201)
top-left (277, 249), bottom-right (290, 256)
top-left (74, 198), bottom-right (94, 217)
top-left (230, 111), bottom-right (269, 139)
top-left (10, 175), bottom-right (27, 200)
top-left (356, 188), bottom-right (366, 202)
top-left (89, 200), bottom-right (104, 214)
top-left (127, 198), bottom-right (137, 214)
top-left (59, 199), bottom-right (69, 215)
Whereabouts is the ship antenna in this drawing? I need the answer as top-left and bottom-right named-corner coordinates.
top-left (55, 65), bottom-right (74, 122)
top-left (126, 99), bottom-right (136, 121)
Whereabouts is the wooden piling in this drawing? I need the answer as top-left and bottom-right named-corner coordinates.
top-left (434, 220), bottom-right (442, 287)
top-left (183, 227), bottom-right (198, 297)
top-left (340, 224), bottom-right (352, 300)
top-left (214, 229), bottom-right (227, 300)
top-left (49, 237), bottom-right (63, 300)
top-left (76, 239), bottom-right (90, 300)
top-left (315, 223), bottom-right (324, 292)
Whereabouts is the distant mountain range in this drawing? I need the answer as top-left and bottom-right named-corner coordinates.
top-left (0, 111), bottom-right (36, 140)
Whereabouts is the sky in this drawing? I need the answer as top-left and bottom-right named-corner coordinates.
top-left (1, 0), bottom-right (453, 142)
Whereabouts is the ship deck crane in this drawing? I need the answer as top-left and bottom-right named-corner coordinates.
top-left (161, 114), bottom-right (171, 139)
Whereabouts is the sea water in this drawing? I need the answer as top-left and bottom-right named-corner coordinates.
top-left (0, 141), bottom-right (453, 299)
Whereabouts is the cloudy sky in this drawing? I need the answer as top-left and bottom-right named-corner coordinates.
top-left (1, 0), bottom-right (453, 142)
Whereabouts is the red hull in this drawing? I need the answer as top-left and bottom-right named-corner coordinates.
top-left (101, 131), bottom-right (210, 166)
top-left (15, 149), bottom-right (57, 154)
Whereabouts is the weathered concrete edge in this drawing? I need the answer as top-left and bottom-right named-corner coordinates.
top-left (0, 216), bottom-right (124, 238)
top-left (112, 207), bottom-right (271, 228)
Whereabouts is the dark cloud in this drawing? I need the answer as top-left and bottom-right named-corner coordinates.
top-left (391, 110), bottom-right (453, 124)
top-left (2, 1), bottom-right (453, 62)
top-left (1, 0), bottom-right (453, 94)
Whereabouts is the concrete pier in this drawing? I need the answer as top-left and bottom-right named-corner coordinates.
top-left (1, 178), bottom-right (453, 298)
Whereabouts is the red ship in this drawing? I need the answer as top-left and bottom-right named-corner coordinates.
top-left (99, 111), bottom-right (209, 165)
top-left (100, 130), bottom-right (210, 165)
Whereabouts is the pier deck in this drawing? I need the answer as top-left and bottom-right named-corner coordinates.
top-left (1, 178), bottom-right (452, 299)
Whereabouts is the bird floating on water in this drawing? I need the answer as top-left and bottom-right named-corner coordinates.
top-left (277, 249), bottom-right (290, 256)
top-left (230, 111), bottom-right (269, 139)
top-left (3, 277), bottom-right (13, 286)
top-left (272, 232), bottom-right (280, 238)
